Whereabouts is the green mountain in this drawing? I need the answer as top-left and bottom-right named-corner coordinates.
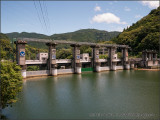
top-left (6, 29), bottom-right (120, 49)
top-left (112, 7), bottom-right (160, 54)
top-left (6, 32), bottom-right (49, 40)
top-left (51, 29), bottom-right (120, 42)
top-left (6, 32), bottom-right (49, 49)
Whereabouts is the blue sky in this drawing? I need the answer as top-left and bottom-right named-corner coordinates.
top-left (1, 1), bottom-right (159, 35)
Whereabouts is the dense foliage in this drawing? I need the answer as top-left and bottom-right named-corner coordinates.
top-left (0, 61), bottom-right (22, 109)
top-left (112, 7), bottom-right (160, 55)
top-left (27, 66), bottom-right (40, 71)
top-left (56, 48), bottom-right (72, 59)
top-left (25, 45), bottom-right (47, 60)
top-left (0, 33), bottom-right (12, 60)
top-left (80, 45), bottom-right (92, 55)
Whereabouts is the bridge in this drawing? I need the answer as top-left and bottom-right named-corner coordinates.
top-left (15, 38), bottom-right (159, 78)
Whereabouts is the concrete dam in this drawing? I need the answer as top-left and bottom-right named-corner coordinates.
top-left (15, 38), bottom-right (159, 78)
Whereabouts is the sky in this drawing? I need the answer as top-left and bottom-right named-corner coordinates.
top-left (1, 1), bottom-right (159, 35)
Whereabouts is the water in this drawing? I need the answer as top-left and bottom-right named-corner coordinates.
top-left (2, 70), bottom-right (160, 119)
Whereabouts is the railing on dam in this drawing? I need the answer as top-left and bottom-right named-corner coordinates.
top-left (25, 60), bottom-right (47, 64)
top-left (56, 59), bottom-right (71, 63)
top-left (25, 59), bottom-right (122, 65)
top-left (25, 59), bottom-right (92, 64)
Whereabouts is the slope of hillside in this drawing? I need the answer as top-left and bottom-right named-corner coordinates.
top-left (6, 29), bottom-right (120, 49)
top-left (51, 29), bottom-right (120, 42)
top-left (6, 32), bottom-right (49, 49)
top-left (112, 7), bottom-right (160, 54)
top-left (6, 32), bottom-right (49, 40)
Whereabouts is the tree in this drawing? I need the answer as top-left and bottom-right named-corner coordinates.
top-left (0, 61), bottom-right (22, 109)
top-left (56, 48), bottom-right (72, 59)
top-left (80, 45), bottom-right (92, 55)
top-left (0, 33), bottom-right (12, 60)
top-left (27, 65), bottom-right (40, 71)
top-left (112, 7), bottom-right (160, 55)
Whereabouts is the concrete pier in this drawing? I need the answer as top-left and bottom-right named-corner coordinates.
top-left (108, 47), bottom-right (117, 70)
top-left (122, 48), bottom-right (129, 70)
top-left (71, 44), bottom-right (82, 74)
top-left (125, 64), bottom-right (130, 70)
top-left (14, 40), bottom-right (27, 78)
top-left (76, 67), bottom-right (81, 74)
top-left (51, 64), bottom-right (57, 76)
top-left (91, 45), bottom-right (100, 72)
top-left (130, 63), bottom-right (135, 69)
top-left (21, 70), bottom-right (26, 78)
top-left (46, 43), bottom-right (57, 75)
top-left (111, 62), bottom-right (117, 71)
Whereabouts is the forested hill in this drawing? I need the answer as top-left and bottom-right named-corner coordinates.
top-left (6, 32), bottom-right (49, 40)
top-left (50, 29), bottom-right (120, 42)
top-left (112, 7), bottom-right (160, 54)
top-left (6, 29), bottom-right (120, 43)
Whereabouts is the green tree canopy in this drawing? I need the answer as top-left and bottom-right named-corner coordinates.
top-left (0, 61), bottom-right (22, 109)
top-left (0, 33), bottom-right (12, 60)
top-left (112, 7), bottom-right (160, 55)
top-left (56, 48), bottom-right (72, 59)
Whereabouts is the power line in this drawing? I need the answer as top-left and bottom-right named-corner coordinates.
top-left (42, 1), bottom-right (51, 35)
top-left (33, 0), bottom-right (52, 35)
top-left (33, 0), bottom-right (46, 34)
top-left (38, 0), bottom-right (49, 35)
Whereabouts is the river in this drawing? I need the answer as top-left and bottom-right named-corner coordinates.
top-left (2, 70), bottom-right (160, 119)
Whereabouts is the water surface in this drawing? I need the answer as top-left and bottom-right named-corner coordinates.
top-left (3, 70), bottom-right (160, 119)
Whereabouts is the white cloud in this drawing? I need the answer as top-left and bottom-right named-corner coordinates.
top-left (94, 6), bottom-right (101, 12)
top-left (124, 7), bottom-right (131, 11)
top-left (92, 13), bottom-right (127, 24)
top-left (141, 1), bottom-right (159, 9)
top-left (135, 15), bottom-right (143, 19)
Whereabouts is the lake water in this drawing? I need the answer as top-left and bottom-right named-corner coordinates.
top-left (2, 70), bottom-right (160, 119)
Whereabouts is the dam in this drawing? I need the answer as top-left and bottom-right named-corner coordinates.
top-left (14, 38), bottom-right (159, 78)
